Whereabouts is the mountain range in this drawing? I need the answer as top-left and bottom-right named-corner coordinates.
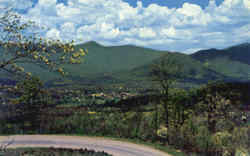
top-left (191, 43), bottom-right (250, 80)
top-left (1, 41), bottom-right (250, 87)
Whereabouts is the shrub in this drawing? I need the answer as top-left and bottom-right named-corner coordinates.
top-left (2, 148), bottom-right (112, 156)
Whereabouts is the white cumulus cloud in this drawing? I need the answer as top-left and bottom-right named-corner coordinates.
top-left (0, 0), bottom-right (33, 10)
top-left (38, 0), bottom-right (57, 7)
top-left (46, 28), bottom-right (61, 40)
top-left (3, 0), bottom-right (250, 53)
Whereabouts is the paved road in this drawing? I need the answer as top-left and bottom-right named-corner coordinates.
top-left (0, 135), bottom-right (171, 156)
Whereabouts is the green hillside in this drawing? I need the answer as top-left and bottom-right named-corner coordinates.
top-left (65, 41), bottom-right (165, 76)
top-left (125, 52), bottom-right (227, 84)
top-left (191, 43), bottom-right (250, 80)
top-left (1, 41), bottom-right (250, 87)
top-left (0, 41), bottom-right (166, 86)
top-left (191, 43), bottom-right (250, 65)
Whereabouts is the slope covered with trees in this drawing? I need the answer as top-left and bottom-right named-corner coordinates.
top-left (191, 43), bottom-right (250, 80)
top-left (2, 39), bottom-right (250, 87)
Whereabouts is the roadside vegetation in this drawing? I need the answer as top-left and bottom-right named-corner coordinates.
top-left (1, 148), bottom-right (112, 156)
top-left (1, 77), bottom-right (250, 156)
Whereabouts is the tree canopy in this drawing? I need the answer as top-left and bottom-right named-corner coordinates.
top-left (0, 8), bottom-right (86, 78)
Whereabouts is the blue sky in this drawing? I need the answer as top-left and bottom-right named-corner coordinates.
top-left (123, 0), bottom-right (224, 8)
top-left (49, 0), bottom-right (225, 9)
top-left (0, 0), bottom-right (250, 53)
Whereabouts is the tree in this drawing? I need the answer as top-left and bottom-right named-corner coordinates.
top-left (199, 92), bottom-right (232, 134)
top-left (12, 76), bottom-right (51, 133)
top-left (151, 54), bottom-right (183, 129)
top-left (195, 83), bottom-right (235, 134)
top-left (0, 8), bottom-right (86, 133)
top-left (169, 89), bottom-right (193, 128)
top-left (0, 8), bottom-right (86, 78)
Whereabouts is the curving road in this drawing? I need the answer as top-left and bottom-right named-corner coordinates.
top-left (0, 135), bottom-right (171, 156)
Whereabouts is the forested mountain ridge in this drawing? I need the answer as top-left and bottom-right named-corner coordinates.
top-left (1, 42), bottom-right (250, 86)
top-left (190, 43), bottom-right (250, 80)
